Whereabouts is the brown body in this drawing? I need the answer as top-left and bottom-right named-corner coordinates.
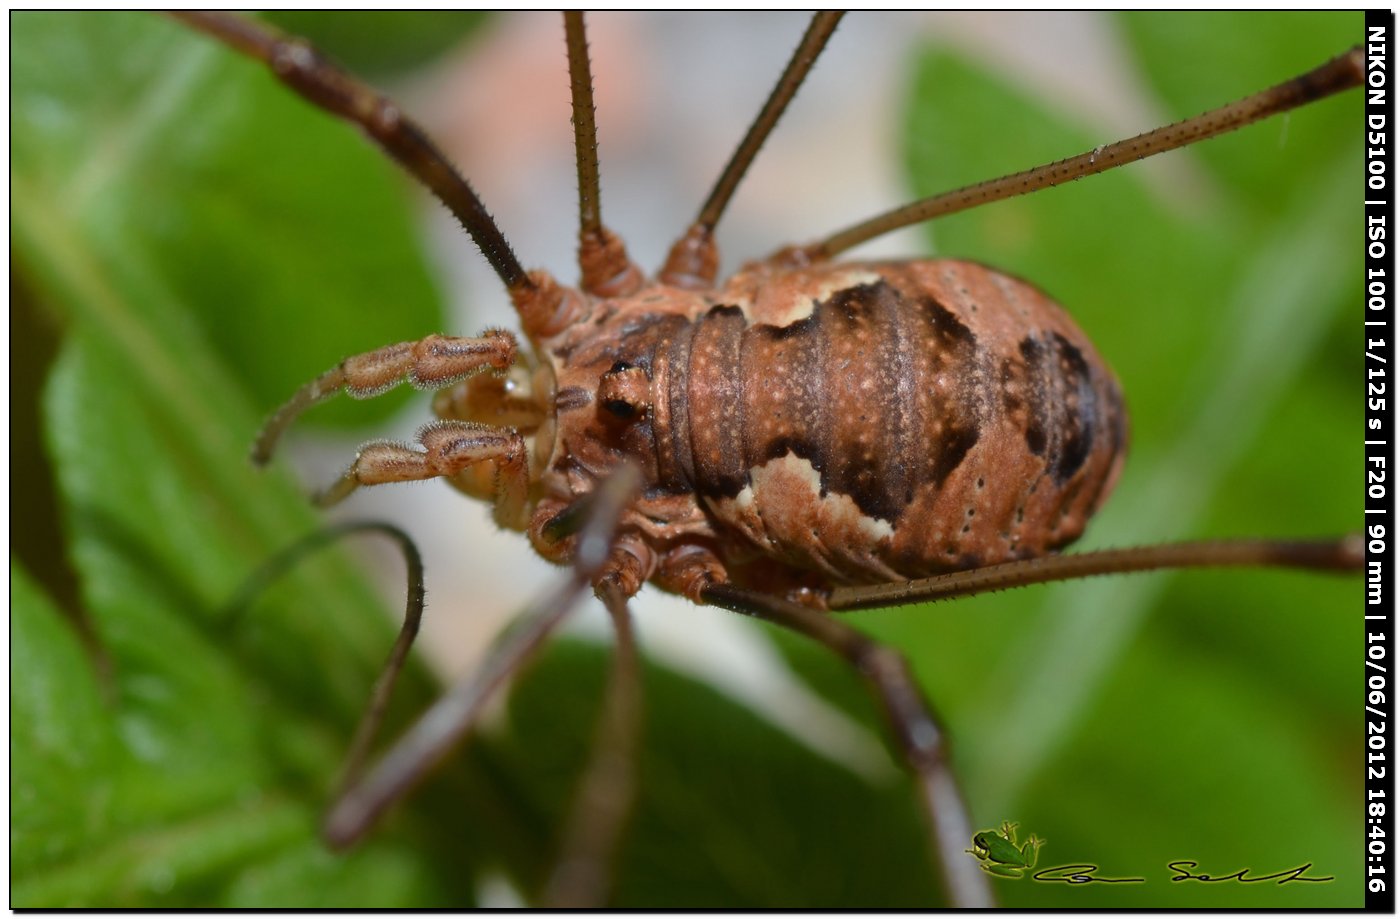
top-left (446, 258), bottom-right (1127, 602)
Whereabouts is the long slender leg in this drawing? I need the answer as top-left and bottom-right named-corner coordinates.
top-left (219, 521), bottom-right (428, 799)
top-left (700, 583), bottom-right (995, 909)
top-left (828, 533), bottom-right (1363, 611)
top-left (322, 464), bottom-right (642, 849)
top-left (323, 572), bottom-right (592, 848)
top-left (171, 12), bottom-right (535, 300)
top-left (541, 578), bottom-right (643, 908)
top-left (563, 12), bottom-right (642, 298)
top-left (659, 11), bottom-right (845, 289)
top-left (794, 45), bottom-right (1363, 261)
top-left (252, 330), bottom-right (517, 465)
top-left (336, 527), bottom-right (427, 796)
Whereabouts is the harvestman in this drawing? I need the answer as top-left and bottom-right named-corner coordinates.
top-left (180, 11), bottom-right (1365, 908)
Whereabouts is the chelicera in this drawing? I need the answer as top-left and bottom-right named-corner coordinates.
top-left (176, 12), bottom-right (1364, 908)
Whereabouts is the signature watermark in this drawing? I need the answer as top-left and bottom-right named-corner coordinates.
top-left (966, 822), bottom-right (1334, 887)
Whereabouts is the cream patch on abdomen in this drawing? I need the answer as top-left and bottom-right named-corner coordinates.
top-left (743, 269), bottom-right (884, 328)
top-left (708, 451), bottom-right (900, 583)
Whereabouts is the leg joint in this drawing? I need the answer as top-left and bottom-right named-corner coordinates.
top-left (857, 644), bottom-right (948, 767)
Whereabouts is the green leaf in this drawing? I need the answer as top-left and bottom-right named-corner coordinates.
top-left (12, 10), bottom-right (445, 428)
top-left (12, 560), bottom-right (121, 884)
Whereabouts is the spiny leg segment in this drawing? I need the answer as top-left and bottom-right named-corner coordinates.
top-left (171, 11), bottom-right (532, 299)
top-left (830, 534), bottom-right (1365, 610)
top-left (172, 11), bottom-right (578, 341)
top-left (795, 44), bottom-right (1365, 261)
top-left (660, 11), bottom-right (845, 289)
top-left (564, 12), bottom-right (642, 297)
